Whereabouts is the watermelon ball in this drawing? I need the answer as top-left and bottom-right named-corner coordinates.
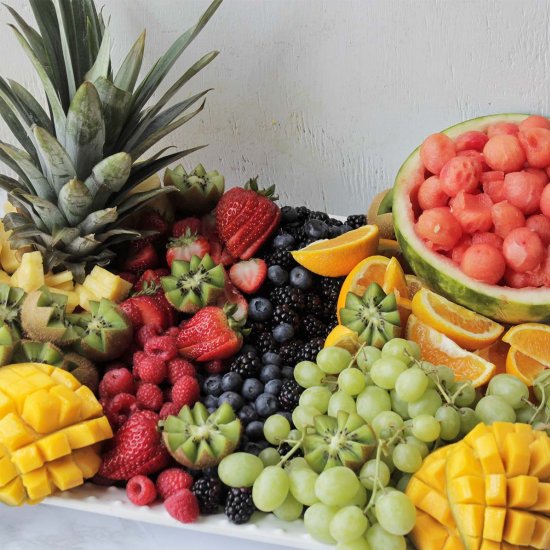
top-left (503, 171), bottom-right (545, 215)
top-left (526, 214), bottom-right (550, 246)
top-left (525, 167), bottom-right (549, 186)
top-left (449, 191), bottom-right (493, 234)
top-left (420, 133), bottom-right (456, 175)
top-left (481, 171), bottom-right (506, 203)
top-left (439, 156), bottom-right (481, 197)
top-left (519, 115), bottom-right (550, 131)
top-left (455, 131), bottom-right (488, 152)
top-left (487, 122), bottom-right (519, 138)
top-left (417, 176), bottom-right (449, 210)
top-left (518, 128), bottom-right (550, 168)
top-left (415, 207), bottom-right (463, 250)
top-left (492, 201), bottom-right (526, 239)
top-left (539, 184), bottom-right (550, 218)
top-left (504, 268), bottom-right (543, 289)
top-left (451, 236), bottom-right (472, 264)
top-left (483, 135), bottom-right (526, 172)
top-left (502, 227), bottom-right (545, 273)
top-left (458, 149), bottom-right (488, 171)
top-left (460, 243), bottom-right (506, 285)
top-left (471, 232), bottom-right (503, 249)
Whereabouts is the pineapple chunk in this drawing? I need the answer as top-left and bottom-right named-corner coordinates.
top-left (74, 283), bottom-right (98, 311)
top-left (0, 270), bottom-right (10, 285)
top-left (83, 266), bottom-right (132, 302)
top-left (11, 251), bottom-right (44, 292)
top-left (0, 222), bottom-right (20, 274)
top-left (55, 280), bottom-right (75, 291)
top-left (44, 271), bottom-right (74, 288)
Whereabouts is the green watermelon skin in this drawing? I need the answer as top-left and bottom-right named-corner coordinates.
top-left (393, 113), bottom-right (550, 324)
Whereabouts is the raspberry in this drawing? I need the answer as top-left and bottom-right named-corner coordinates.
top-left (144, 335), bottom-right (177, 361)
top-left (171, 376), bottom-right (200, 408)
top-left (159, 402), bottom-right (181, 419)
top-left (98, 368), bottom-right (135, 398)
top-left (126, 475), bottom-right (157, 506)
top-left (107, 393), bottom-right (137, 429)
top-left (167, 358), bottom-right (196, 384)
top-left (135, 324), bottom-right (163, 349)
top-left (164, 489), bottom-right (199, 523)
top-left (203, 360), bottom-right (225, 374)
top-left (104, 361), bottom-right (128, 373)
top-left (156, 468), bottom-right (194, 501)
top-left (165, 327), bottom-right (180, 339)
top-left (136, 383), bottom-right (163, 411)
top-left (163, 386), bottom-right (172, 402)
top-left (133, 351), bottom-right (167, 384)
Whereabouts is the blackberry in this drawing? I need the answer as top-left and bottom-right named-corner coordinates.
top-left (278, 379), bottom-right (302, 411)
top-left (298, 337), bottom-right (325, 362)
top-left (279, 340), bottom-right (303, 365)
top-left (192, 477), bottom-right (223, 515)
top-left (302, 315), bottom-right (328, 339)
top-left (346, 214), bottom-right (367, 229)
top-left (265, 249), bottom-right (295, 270)
top-left (319, 276), bottom-right (344, 302)
top-left (229, 351), bottom-right (262, 378)
top-left (225, 488), bottom-right (256, 524)
top-left (323, 299), bottom-right (338, 323)
top-left (255, 331), bottom-right (279, 354)
top-left (278, 442), bottom-right (303, 458)
top-left (285, 225), bottom-right (306, 245)
top-left (247, 320), bottom-right (271, 335)
top-left (296, 206), bottom-right (311, 222)
top-left (270, 285), bottom-right (306, 312)
top-left (308, 210), bottom-right (330, 222)
top-left (272, 304), bottom-right (301, 330)
top-left (304, 292), bottom-right (323, 316)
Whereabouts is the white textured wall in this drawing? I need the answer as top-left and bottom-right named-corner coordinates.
top-left (1, 0), bottom-right (550, 215)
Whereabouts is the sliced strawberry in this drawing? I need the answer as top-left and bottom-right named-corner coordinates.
top-left (229, 258), bottom-right (267, 294)
top-left (121, 295), bottom-right (170, 330)
top-left (166, 231), bottom-right (210, 267)
top-left (122, 243), bottom-right (159, 273)
top-left (134, 269), bottom-right (171, 293)
top-left (200, 213), bottom-right (219, 239)
top-left (209, 236), bottom-right (235, 266)
top-left (218, 279), bottom-right (248, 321)
top-left (172, 217), bottom-right (202, 238)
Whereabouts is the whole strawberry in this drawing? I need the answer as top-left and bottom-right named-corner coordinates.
top-left (216, 179), bottom-right (281, 260)
top-left (166, 229), bottom-right (210, 266)
top-left (176, 305), bottom-right (245, 361)
top-left (99, 410), bottom-right (169, 480)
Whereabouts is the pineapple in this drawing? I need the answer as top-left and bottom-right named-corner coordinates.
top-left (0, 0), bottom-right (222, 281)
top-left (10, 252), bottom-right (44, 292)
top-left (82, 266), bottom-right (132, 303)
top-left (0, 222), bottom-right (20, 274)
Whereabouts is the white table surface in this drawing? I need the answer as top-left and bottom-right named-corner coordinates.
top-left (0, 505), bottom-right (294, 550)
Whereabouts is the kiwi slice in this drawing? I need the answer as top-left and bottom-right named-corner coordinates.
top-left (0, 283), bottom-right (25, 339)
top-left (0, 323), bottom-right (14, 366)
top-left (160, 402), bottom-right (242, 469)
top-left (161, 254), bottom-right (225, 313)
top-left (63, 352), bottom-right (99, 393)
top-left (12, 339), bottom-right (66, 368)
top-left (69, 299), bottom-right (132, 362)
top-left (303, 411), bottom-right (376, 473)
top-left (339, 282), bottom-right (401, 348)
top-left (367, 189), bottom-right (395, 239)
top-left (21, 287), bottom-right (80, 346)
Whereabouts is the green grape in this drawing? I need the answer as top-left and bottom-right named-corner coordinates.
top-left (350, 483), bottom-right (368, 507)
top-left (364, 373), bottom-right (374, 386)
top-left (434, 365), bottom-right (455, 388)
top-left (288, 466), bottom-right (319, 506)
top-left (395, 473), bottom-right (411, 492)
top-left (336, 538), bottom-right (371, 550)
top-left (263, 414), bottom-right (291, 445)
top-left (286, 456), bottom-right (309, 472)
top-left (395, 367), bottom-right (429, 403)
top-left (475, 395), bottom-right (516, 425)
top-left (252, 465), bottom-right (290, 512)
top-left (381, 338), bottom-right (421, 365)
top-left (357, 386), bottom-right (391, 423)
top-left (317, 346), bottom-right (353, 374)
top-left (458, 407), bottom-right (481, 435)
top-left (359, 458), bottom-right (390, 490)
top-left (372, 410), bottom-right (404, 439)
top-left (421, 361), bottom-right (437, 387)
top-left (381, 445), bottom-right (396, 472)
top-left (487, 374), bottom-right (529, 409)
top-left (299, 385), bottom-right (332, 413)
top-left (516, 405), bottom-right (544, 424)
top-left (404, 435), bottom-right (430, 459)
top-left (288, 429), bottom-right (302, 442)
top-left (392, 442), bottom-right (422, 473)
top-left (292, 405), bottom-right (321, 431)
top-left (218, 452), bottom-right (264, 487)
top-left (435, 405), bottom-right (460, 441)
top-left (390, 389), bottom-right (410, 419)
top-left (294, 361), bottom-right (325, 388)
top-left (534, 370), bottom-right (550, 402)
top-left (408, 388), bottom-right (443, 418)
top-left (328, 391), bottom-right (357, 416)
top-left (412, 414), bottom-right (441, 442)
top-left (329, 506), bottom-right (369, 543)
top-left (339, 367), bottom-right (367, 396)
top-left (273, 492), bottom-right (303, 521)
top-left (451, 380), bottom-right (476, 407)
top-left (304, 503), bottom-right (338, 544)
top-left (365, 523), bottom-right (406, 550)
top-left (315, 466), bottom-right (360, 507)
top-left (356, 346), bottom-right (382, 372)
top-left (374, 491), bottom-right (416, 535)
top-left (370, 357), bottom-right (408, 390)
top-left (402, 419), bottom-right (414, 437)
top-left (259, 447), bottom-right (281, 467)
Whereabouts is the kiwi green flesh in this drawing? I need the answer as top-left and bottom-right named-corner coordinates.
top-left (12, 340), bottom-right (64, 366)
top-left (0, 345), bottom-right (13, 367)
top-left (0, 285), bottom-right (24, 337)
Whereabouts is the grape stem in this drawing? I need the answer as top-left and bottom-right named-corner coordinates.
top-left (530, 382), bottom-right (547, 425)
top-left (363, 440), bottom-right (384, 514)
top-left (277, 434), bottom-right (305, 467)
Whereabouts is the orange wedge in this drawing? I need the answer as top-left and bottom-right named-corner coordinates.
top-left (411, 288), bottom-right (504, 350)
top-left (324, 325), bottom-right (361, 354)
top-left (502, 323), bottom-right (550, 367)
top-left (405, 274), bottom-right (424, 299)
top-left (506, 347), bottom-right (547, 386)
top-left (475, 340), bottom-right (509, 376)
top-left (382, 257), bottom-right (409, 299)
top-left (291, 225), bottom-right (379, 277)
top-left (406, 314), bottom-right (496, 387)
top-left (377, 238), bottom-right (411, 271)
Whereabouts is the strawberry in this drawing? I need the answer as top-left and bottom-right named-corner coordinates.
top-left (176, 305), bottom-right (244, 361)
top-left (122, 243), bottom-right (159, 273)
top-left (137, 212), bottom-right (170, 243)
top-left (217, 279), bottom-right (248, 321)
top-left (216, 179), bottom-right (281, 260)
top-left (166, 230), bottom-right (210, 267)
top-left (172, 217), bottom-right (202, 238)
top-left (121, 295), bottom-right (170, 330)
top-left (208, 236), bottom-right (236, 266)
top-left (99, 410), bottom-right (169, 480)
top-left (119, 271), bottom-right (138, 286)
top-left (229, 258), bottom-right (267, 294)
top-left (134, 269), bottom-right (170, 293)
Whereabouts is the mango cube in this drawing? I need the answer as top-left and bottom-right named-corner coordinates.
top-left (0, 478), bottom-right (25, 505)
top-left (21, 467), bottom-right (51, 501)
top-left (448, 445), bottom-right (483, 478)
top-left (22, 389), bottom-right (61, 433)
top-left (503, 509), bottom-right (536, 546)
top-left (530, 482), bottom-right (550, 513)
top-left (507, 475), bottom-right (539, 508)
top-left (50, 369), bottom-right (80, 391)
top-left (483, 507), bottom-right (506, 542)
top-left (71, 447), bottom-right (102, 478)
top-left (50, 384), bottom-right (82, 427)
top-left (75, 385), bottom-right (103, 420)
top-left (0, 389), bottom-right (15, 417)
top-left (35, 431), bottom-right (71, 461)
top-left (530, 515), bottom-right (550, 550)
top-left (449, 476), bottom-right (485, 504)
top-left (10, 444), bottom-right (43, 474)
top-left (0, 455), bottom-right (17, 485)
top-left (503, 432), bottom-right (532, 477)
top-left (453, 504), bottom-right (484, 538)
top-left (47, 456), bottom-right (83, 491)
top-left (473, 433), bottom-right (505, 475)
top-left (0, 412), bottom-right (36, 451)
top-left (529, 437), bottom-right (550, 480)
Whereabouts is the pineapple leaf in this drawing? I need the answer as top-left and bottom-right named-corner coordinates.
top-left (8, 192), bottom-right (54, 233)
top-left (58, 178), bottom-right (92, 226)
top-left (52, 0), bottom-right (76, 98)
top-left (52, 226), bottom-right (80, 247)
top-left (0, 149), bottom-right (33, 190)
top-left (0, 89), bottom-right (37, 161)
top-left (65, 81), bottom-right (105, 179)
top-left (0, 174), bottom-right (25, 194)
top-left (115, 187), bottom-right (174, 217)
top-left (85, 152), bottom-right (132, 209)
top-left (65, 234), bottom-right (101, 255)
top-left (83, 0), bottom-right (103, 61)
top-left (85, 27), bottom-right (111, 83)
top-left (114, 30), bottom-right (145, 93)
top-left (8, 79), bottom-right (53, 132)
top-left (78, 207), bottom-right (118, 235)
top-left (18, 192), bottom-right (68, 231)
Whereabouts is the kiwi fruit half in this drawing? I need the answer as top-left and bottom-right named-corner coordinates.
top-left (0, 283), bottom-right (26, 339)
top-left (0, 323), bottom-right (14, 366)
top-left (63, 352), bottom-right (99, 393)
top-left (12, 339), bottom-right (65, 368)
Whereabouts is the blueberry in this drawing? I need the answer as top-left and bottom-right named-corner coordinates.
top-left (255, 393), bottom-right (279, 417)
top-left (221, 372), bottom-right (243, 392)
top-left (204, 394), bottom-right (219, 409)
top-left (273, 323), bottom-right (294, 343)
top-left (219, 391), bottom-right (244, 411)
top-left (203, 375), bottom-right (223, 397)
top-left (265, 379), bottom-right (283, 395)
top-left (241, 378), bottom-right (264, 401)
top-left (238, 404), bottom-right (258, 425)
top-left (246, 420), bottom-right (265, 441)
top-left (281, 365), bottom-right (295, 379)
top-left (207, 407), bottom-right (217, 414)
top-left (328, 225), bottom-right (344, 238)
top-left (340, 224), bottom-right (353, 233)
top-left (260, 364), bottom-right (281, 383)
top-left (268, 265), bottom-right (289, 286)
top-left (262, 352), bottom-right (282, 366)
top-left (248, 297), bottom-right (273, 322)
top-left (281, 206), bottom-right (299, 224)
top-left (241, 344), bottom-right (259, 355)
top-left (289, 266), bottom-right (313, 290)
top-left (304, 219), bottom-right (328, 240)
top-left (278, 411), bottom-right (293, 426)
top-left (273, 233), bottom-right (296, 249)
top-left (244, 441), bottom-right (269, 455)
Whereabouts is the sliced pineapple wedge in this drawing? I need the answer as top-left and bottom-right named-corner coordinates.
top-left (11, 252), bottom-right (44, 293)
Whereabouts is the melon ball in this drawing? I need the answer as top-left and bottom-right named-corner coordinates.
top-left (471, 232), bottom-right (503, 249)
top-left (420, 133), bottom-right (456, 175)
top-left (449, 191), bottom-right (493, 234)
top-left (417, 176), bottom-right (449, 210)
top-left (518, 128), bottom-right (550, 168)
top-left (491, 201), bottom-right (526, 239)
top-left (415, 207), bottom-right (463, 250)
top-left (483, 135), bottom-right (526, 172)
top-left (439, 156), bottom-right (481, 197)
top-left (503, 171), bottom-right (545, 214)
top-left (540, 184), bottom-right (550, 217)
top-left (460, 244), bottom-right (506, 285)
top-left (455, 131), bottom-right (488, 152)
top-left (502, 227), bottom-right (545, 273)
top-left (451, 236), bottom-right (472, 264)
top-left (504, 268), bottom-right (543, 288)
top-left (525, 167), bottom-right (549, 186)
top-left (519, 115), bottom-right (550, 131)
top-left (481, 171), bottom-right (506, 203)
top-left (526, 214), bottom-right (550, 246)
top-left (487, 122), bottom-right (519, 138)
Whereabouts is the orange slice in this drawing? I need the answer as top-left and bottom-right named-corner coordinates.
top-left (405, 274), bottom-right (424, 299)
top-left (506, 347), bottom-right (547, 386)
top-left (324, 325), bottom-right (361, 354)
top-left (291, 225), bottom-right (379, 277)
top-left (406, 314), bottom-right (496, 387)
top-left (412, 288), bottom-right (504, 351)
top-left (382, 257), bottom-right (409, 299)
top-left (475, 340), bottom-right (509, 376)
top-left (502, 324), bottom-right (550, 367)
